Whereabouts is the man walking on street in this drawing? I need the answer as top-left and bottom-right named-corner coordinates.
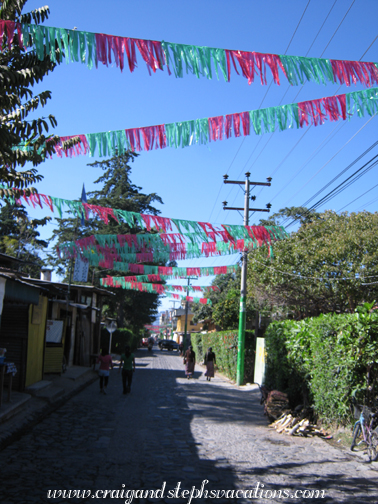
top-left (120, 346), bottom-right (135, 394)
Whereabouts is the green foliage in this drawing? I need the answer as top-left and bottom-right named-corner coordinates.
top-left (264, 308), bottom-right (378, 423)
top-left (0, 202), bottom-right (50, 275)
top-left (0, 0), bottom-right (79, 195)
top-left (248, 210), bottom-right (378, 318)
top-left (100, 327), bottom-right (137, 354)
top-left (192, 269), bottom-right (256, 330)
top-left (258, 206), bottom-right (320, 227)
top-left (191, 329), bottom-right (256, 383)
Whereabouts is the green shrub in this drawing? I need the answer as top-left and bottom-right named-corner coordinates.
top-left (101, 327), bottom-right (137, 353)
top-left (191, 330), bottom-right (255, 382)
top-left (264, 305), bottom-right (378, 423)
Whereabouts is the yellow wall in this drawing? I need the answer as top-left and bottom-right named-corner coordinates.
top-left (176, 314), bottom-right (202, 333)
top-left (26, 295), bottom-right (48, 387)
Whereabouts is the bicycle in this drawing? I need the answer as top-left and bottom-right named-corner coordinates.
top-left (350, 398), bottom-right (378, 462)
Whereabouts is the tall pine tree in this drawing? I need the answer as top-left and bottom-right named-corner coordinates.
top-left (49, 152), bottom-right (165, 332)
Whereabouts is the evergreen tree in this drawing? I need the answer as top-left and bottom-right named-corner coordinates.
top-left (49, 152), bottom-right (165, 332)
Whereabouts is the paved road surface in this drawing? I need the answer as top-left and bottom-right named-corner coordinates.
top-left (1, 347), bottom-right (377, 504)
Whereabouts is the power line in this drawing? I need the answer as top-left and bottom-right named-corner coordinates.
top-left (247, 1), bottom-right (362, 210)
top-left (319, 0), bottom-right (355, 57)
top-left (304, 0), bottom-right (339, 56)
top-left (359, 34), bottom-right (378, 59)
top-left (310, 159), bottom-right (378, 210)
top-left (356, 195), bottom-right (378, 212)
top-left (285, 154), bottom-right (378, 228)
top-left (301, 137), bottom-right (378, 208)
top-left (209, 1), bottom-right (312, 223)
top-left (337, 181), bottom-right (378, 212)
top-left (280, 113), bottom-right (377, 224)
top-left (271, 122), bottom-right (345, 205)
top-left (283, 0), bottom-right (312, 54)
top-left (252, 256), bottom-right (378, 283)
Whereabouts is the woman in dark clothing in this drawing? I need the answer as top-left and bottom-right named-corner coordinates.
top-left (184, 345), bottom-right (196, 379)
top-left (120, 346), bottom-right (135, 394)
top-left (204, 347), bottom-right (216, 381)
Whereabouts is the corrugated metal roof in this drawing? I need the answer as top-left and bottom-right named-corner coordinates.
top-left (3, 276), bottom-right (40, 305)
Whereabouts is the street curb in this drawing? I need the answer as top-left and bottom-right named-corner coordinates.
top-left (0, 374), bottom-right (98, 452)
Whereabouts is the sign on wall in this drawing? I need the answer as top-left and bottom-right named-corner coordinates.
top-left (46, 320), bottom-right (64, 344)
top-left (73, 256), bottom-right (89, 283)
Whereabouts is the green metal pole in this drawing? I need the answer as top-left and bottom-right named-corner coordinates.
top-left (236, 175), bottom-right (250, 386)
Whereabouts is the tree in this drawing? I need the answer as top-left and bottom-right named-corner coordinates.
top-left (49, 152), bottom-right (165, 332)
top-left (192, 270), bottom-right (256, 330)
top-left (0, 0), bottom-right (79, 197)
top-left (258, 206), bottom-right (320, 227)
top-left (247, 210), bottom-right (378, 318)
top-left (0, 201), bottom-right (50, 276)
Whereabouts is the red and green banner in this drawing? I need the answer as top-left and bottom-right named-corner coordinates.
top-left (100, 276), bottom-right (219, 293)
top-left (1, 20), bottom-right (377, 88)
top-left (99, 277), bottom-right (212, 305)
top-left (100, 277), bottom-right (217, 293)
top-left (57, 225), bottom-right (287, 264)
top-left (83, 262), bottom-right (238, 278)
top-left (14, 87), bottom-right (376, 157)
top-left (164, 292), bottom-right (212, 305)
top-left (5, 190), bottom-right (288, 246)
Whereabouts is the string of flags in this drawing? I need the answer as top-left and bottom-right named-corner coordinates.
top-left (100, 276), bottom-right (219, 294)
top-left (1, 20), bottom-right (377, 88)
top-left (14, 87), bottom-right (378, 158)
top-left (5, 190), bottom-right (288, 244)
top-left (98, 276), bottom-right (212, 305)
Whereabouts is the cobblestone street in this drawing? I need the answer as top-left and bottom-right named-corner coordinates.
top-left (1, 348), bottom-right (377, 504)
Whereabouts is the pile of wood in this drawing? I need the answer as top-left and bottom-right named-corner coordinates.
top-left (264, 390), bottom-right (290, 421)
top-left (269, 413), bottom-right (330, 438)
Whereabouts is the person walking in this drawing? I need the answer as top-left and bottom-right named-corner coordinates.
top-left (184, 345), bottom-right (196, 379)
top-left (120, 345), bottom-right (135, 394)
top-left (97, 349), bottom-right (113, 394)
top-left (204, 347), bottom-right (216, 381)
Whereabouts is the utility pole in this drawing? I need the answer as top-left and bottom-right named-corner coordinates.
top-left (183, 276), bottom-right (198, 353)
top-left (223, 172), bottom-right (272, 386)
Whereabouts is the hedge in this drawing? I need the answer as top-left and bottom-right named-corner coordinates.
top-left (100, 327), bottom-right (138, 354)
top-left (191, 330), bottom-right (255, 382)
top-left (264, 304), bottom-right (378, 423)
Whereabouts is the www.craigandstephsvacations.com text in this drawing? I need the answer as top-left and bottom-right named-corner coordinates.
top-left (47, 480), bottom-right (326, 502)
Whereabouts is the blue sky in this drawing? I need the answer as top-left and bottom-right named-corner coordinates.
top-left (20, 0), bottom-right (378, 312)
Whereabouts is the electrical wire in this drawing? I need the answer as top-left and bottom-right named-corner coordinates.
top-left (301, 137), bottom-right (378, 209)
top-left (356, 195), bottom-right (378, 212)
top-left (337, 182), bottom-right (378, 212)
top-left (271, 122), bottom-right (345, 205)
top-left (285, 155), bottom-right (378, 228)
top-left (319, 0), bottom-right (355, 57)
top-left (309, 159), bottom-right (378, 210)
top-left (209, 1), bottom-right (312, 224)
top-left (248, 1), bottom-right (360, 207)
top-left (279, 118), bottom-right (377, 228)
top-left (251, 256), bottom-right (378, 283)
